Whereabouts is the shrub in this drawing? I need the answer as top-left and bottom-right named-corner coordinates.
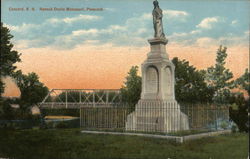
top-left (229, 95), bottom-right (248, 132)
top-left (231, 124), bottom-right (239, 133)
top-left (55, 121), bottom-right (69, 129)
top-left (220, 121), bottom-right (229, 130)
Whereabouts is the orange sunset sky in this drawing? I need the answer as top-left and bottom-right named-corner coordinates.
top-left (3, 43), bottom-right (249, 97)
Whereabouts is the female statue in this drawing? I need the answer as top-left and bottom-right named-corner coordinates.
top-left (152, 0), bottom-right (165, 38)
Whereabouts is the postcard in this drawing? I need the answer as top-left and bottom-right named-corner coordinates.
top-left (1, 0), bottom-right (249, 159)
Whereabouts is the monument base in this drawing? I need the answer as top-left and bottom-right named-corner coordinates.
top-left (125, 100), bottom-right (189, 133)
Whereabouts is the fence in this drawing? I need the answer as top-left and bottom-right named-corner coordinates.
top-left (80, 104), bottom-right (230, 134)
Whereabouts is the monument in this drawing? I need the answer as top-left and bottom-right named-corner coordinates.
top-left (126, 0), bottom-right (189, 133)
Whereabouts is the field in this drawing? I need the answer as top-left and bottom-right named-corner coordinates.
top-left (0, 128), bottom-right (248, 159)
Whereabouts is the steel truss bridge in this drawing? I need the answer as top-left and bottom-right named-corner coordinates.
top-left (39, 89), bottom-right (122, 109)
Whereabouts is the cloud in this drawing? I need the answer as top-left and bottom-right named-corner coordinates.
top-left (244, 30), bottom-right (249, 35)
top-left (230, 20), bottom-right (238, 27)
top-left (105, 8), bottom-right (116, 12)
top-left (72, 29), bottom-right (99, 36)
top-left (5, 10), bottom-right (245, 51)
top-left (83, 40), bottom-right (100, 45)
top-left (168, 22), bottom-right (248, 48)
top-left (136, 9), bottom-right (189, 22)
top-left (195, 37), bottom-right (217, 47)
top-left (40, 24), bottom-right (129, 49)
top-left (5, 23), bottom-right (37, 33)
top-left (217, 34), bottom-right (249, 47)
top-left (46, 14), bottom-right (102, 26)
top-left (109, 25), bottom-right (126, 30)
top-left (162, 10), bottom-right (189, 22)
top-left (6, 14), bottom-right (102, 33)
top-left (168, 28), bottom-right (202, 45)
top-left (141, 13), bottom-right (151, 20)
top-left (231, 20), bottom-right (238, 25)
top-left (163, 10), bottom-right (189, 18)
top-left (44, 9), bottom-right (189, 49)
top-left (193, 32), bottom-right (249, 48)
top-left (196, 17), bottom-right (221, 29)
top-left (62, 15), bottom-right (101, 24)
top-left (4, 24), bottom-right (19, 31)
top-left (190, 30), bottom-right (201, 35)
top-left (71, 25), bottom-right (126, 37)
top-left (5, 8), bottom-right (190, 49)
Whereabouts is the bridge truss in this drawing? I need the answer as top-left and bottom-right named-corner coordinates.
top-left (39, 89), bottom-right (122, 109)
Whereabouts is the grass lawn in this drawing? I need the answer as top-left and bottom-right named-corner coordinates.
top-left (0, 128), bottom-right (248, 159)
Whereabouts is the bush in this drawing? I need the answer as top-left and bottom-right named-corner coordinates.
top-left (231, 123), bottom-right (239, 133)
top-left (41, 109), bottom-right (79, 117)
top-left (0, 100), bottom-right (14, 120)
top-left (220, 121), bottom-right (229, 130)
top-left (55, 121), bottom-right (69, 129)
top-left (229, 94), bottom-right (248, 132)
top-left (0, 119), bottom-right (41, 130)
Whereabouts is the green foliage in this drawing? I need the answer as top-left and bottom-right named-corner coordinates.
top-left (12, 70), bottom-right (49, 110)
top-left (205, 45), bottom-right (235, 104)
top-left (231, 124), bottom-right (239, 133)
top-left (120, 66), bottom-right (142, 108)
top-left (0, 98), bottom-right (39, 120)
top-left (220, 121), bottom-right (228, 130)
top-left (0, 118), bottom-right (41, 129)
top-left (0, 100), bottom-right (41, 120)
top-left (0, 100), bottom-right (14, 120)
top-left (121, 61), bottom-right (215, 104)
top-left (0, 23), bottom-right (21, 98)
top-left (0, 98), bottom-right (18, 120)
top-left (55, 121), bottom-right (69, 129)
top-left (0, 23), bottom-right (21, 77)
top-left (229, 93), bottom-right (248, 132)
top-left (228, 93), bottom-right (248, 132)
top-left (42, 109), bottom-right (79, 117)
top-left (0, 80), bottom-right (4, 97)
top-left (172, 57), bottom-right (213, 103)
top-left (235, 68), bottom-right (250, 95)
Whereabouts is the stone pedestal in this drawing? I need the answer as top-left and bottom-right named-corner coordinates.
top-left (126, 100), bottom-right (189, 132)
top-left (125, 37), bottom-right (189, 133)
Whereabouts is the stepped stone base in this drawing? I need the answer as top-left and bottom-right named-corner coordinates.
top-left (125, 100), bottom-right (189, 133)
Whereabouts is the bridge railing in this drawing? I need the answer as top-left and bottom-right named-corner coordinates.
top-left (39, 89), bottom-right (122, 109)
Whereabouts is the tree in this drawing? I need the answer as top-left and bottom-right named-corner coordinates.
top-left (12, 70), bottom-right (49, 110)
top-left (120, 66), bottom-right (142, 108)
top-left (0, 23), bottom-right (21, 96)
top-left (229, 69), bottom-right (250, 132)
top-left (235, 68), bottom-right (250, 95)
top-left (205, 45), bottom-right (234, 104)
top-left (0, 23), bottom-right (21, 119)
top-left (228, 93), bottom-right (248, 132)
top-left (172, 57), bottom-right (213, 103)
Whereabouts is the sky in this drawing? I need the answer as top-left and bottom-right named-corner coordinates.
top-left (2, 0), bottom-right (249, 97)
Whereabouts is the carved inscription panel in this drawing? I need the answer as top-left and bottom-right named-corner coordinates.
top-left (146, 67), bottom-right (158, 93)
top-left (165, 67), bottom-right (172, 95)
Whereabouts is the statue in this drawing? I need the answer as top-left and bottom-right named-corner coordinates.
top-left (152, 0), bottom-right (165, 38)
